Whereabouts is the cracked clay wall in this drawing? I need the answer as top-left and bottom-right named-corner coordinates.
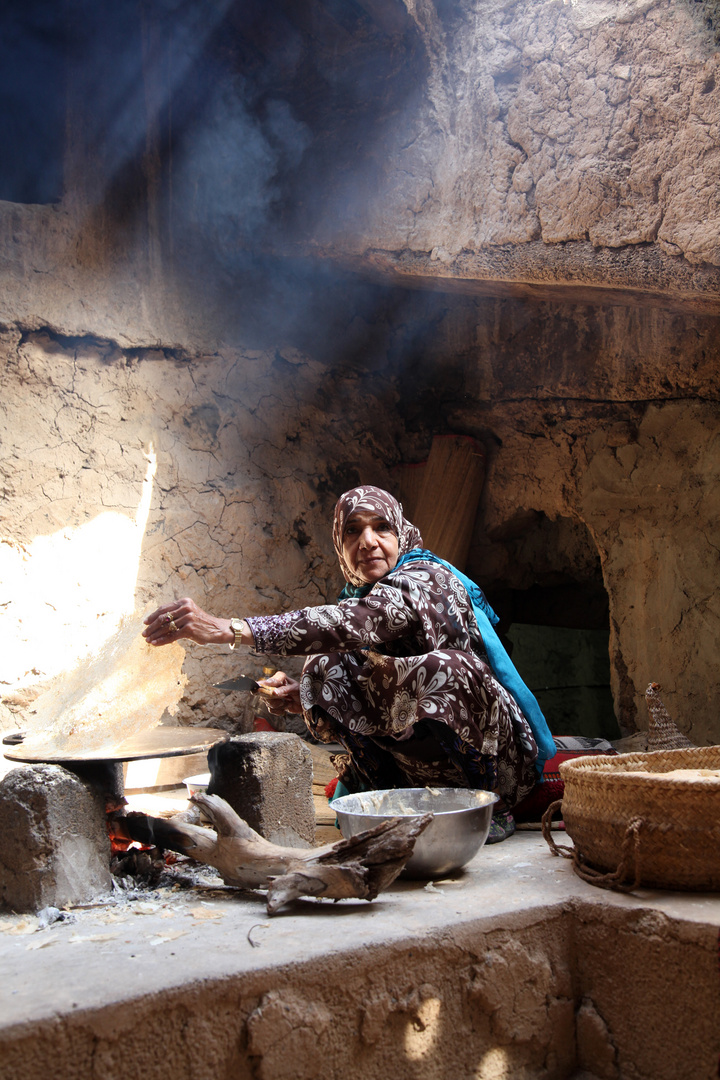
top-left (6, 0), bottom-right (720, 329)
top-left (319, 0), bottom-right (720, 309)
top-left (0, 320), bottom-right (410, 734)
top-left (420, 295), bottom-right (720, 744)
top-left (1, 0), bottom-right (719, 745)
top-left (2, 288), bottom-right (719, 746)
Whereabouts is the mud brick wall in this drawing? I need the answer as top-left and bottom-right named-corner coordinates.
top-left (1, 0), bottom-right (719, 742)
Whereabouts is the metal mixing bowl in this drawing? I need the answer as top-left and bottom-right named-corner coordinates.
top-left (332, 787), bottom-right (499, 879)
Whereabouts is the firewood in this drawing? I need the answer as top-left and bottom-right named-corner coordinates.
top-left (124, 792), bottom-right (432, 914)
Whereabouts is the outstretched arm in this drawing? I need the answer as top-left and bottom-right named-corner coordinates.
top-left (142, 597), bottom-right (254, 648)
top-left (143, 572), bottom-right (424, 657)
top-left (246, 582), bottom-right (417, 657)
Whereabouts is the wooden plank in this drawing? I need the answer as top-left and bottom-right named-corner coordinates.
top-left (306, 740), bottom-right (338, 787)
top-left (412, 435), bottom-right (486, 569)
top-left (314, 824), bottom-right (341, 847)
top-left (313, 791), bottom-right (336, 826)
top-left (390, 461), bottom-right (427, 522)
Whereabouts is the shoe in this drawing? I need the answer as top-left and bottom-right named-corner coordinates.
top-left (486, 809), bottom-right (516, 845)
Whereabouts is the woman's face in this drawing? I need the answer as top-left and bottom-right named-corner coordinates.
top-left (342, 510), bottom-right (399, 584)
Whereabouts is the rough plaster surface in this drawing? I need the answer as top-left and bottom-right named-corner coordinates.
top-left (430, 296), bottom-right (720, 741)
top-left (0, 764), bottom-right (111, 913)
top-left (0, 834), bottom-right (717, 1080)
top-left (1, 296), bottom-right (718, 743)
top-left (0, 4), bottom-right (719, 749)
top-left (468, 397), bottom-right (720, 742)
top-left (1, 0), bottom-right (720, 348)
top-left (0, 326), bottom-right (405, 734)
top-left (0, 2), bottom-right (717, 754)
top-left (322, 0), bottom-right (720, 302)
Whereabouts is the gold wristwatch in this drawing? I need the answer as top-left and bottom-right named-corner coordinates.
top-left (229, 618), bottom-right (244, 650)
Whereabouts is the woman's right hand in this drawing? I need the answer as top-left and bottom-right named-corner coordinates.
top-left (143, 597), bottom-right (236, 647)
top-left (258, 671), bottom-right (302, 715)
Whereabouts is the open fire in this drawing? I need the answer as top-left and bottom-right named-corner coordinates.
top-left (0, 725), bottom-right (229, 913)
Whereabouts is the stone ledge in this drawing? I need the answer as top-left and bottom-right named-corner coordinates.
top-left (0, 833), bottom-right (717, 1080)
top-left (329, 243), bottom-right (720, 316)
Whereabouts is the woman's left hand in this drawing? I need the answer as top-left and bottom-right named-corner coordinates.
top-left (143, 597), bottom-right (235, 647)
top-left (258, 671), bottom-right (302, 715)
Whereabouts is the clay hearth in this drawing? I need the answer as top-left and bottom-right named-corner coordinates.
top-left (1, 832), bottom-right (718, 1080)
top-left (0, 732), bottom-right (316, 913)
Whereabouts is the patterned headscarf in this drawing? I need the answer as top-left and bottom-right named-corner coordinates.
top-left (332, 486), bottom-right (423, 587)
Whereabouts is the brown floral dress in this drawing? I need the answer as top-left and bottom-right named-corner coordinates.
top-left (246, 558), bottom-right (538, 808)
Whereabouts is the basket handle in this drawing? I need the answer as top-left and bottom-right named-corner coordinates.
top-left (541, 800), bottom-right (644, 893)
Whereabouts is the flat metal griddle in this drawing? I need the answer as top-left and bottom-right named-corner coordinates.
top-left (2, 726), bottom-right (228, 765)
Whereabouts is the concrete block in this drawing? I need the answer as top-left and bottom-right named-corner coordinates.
top-left (208, 732), bottom-right (314, 847)
top-left (0, 764), bottom-right (112, 913)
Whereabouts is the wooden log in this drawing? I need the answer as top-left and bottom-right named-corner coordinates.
top-left (412, 435), bottom-right (486, 569)
top-left (124, 792), bottom-right (432, 914)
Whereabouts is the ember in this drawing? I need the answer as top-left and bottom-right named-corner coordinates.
top-left (107, 814), bottom-right (154, 855)
top-left (110, 845), bottom-right (168, 885)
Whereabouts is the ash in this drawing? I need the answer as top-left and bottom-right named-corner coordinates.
top-left (110, 848), bottom-right (228, 899)
top-left (0, 853), bottom-right (256, 945)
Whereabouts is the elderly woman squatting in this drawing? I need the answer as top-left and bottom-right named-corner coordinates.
top-left (143, 487), bottom-right (556, 841)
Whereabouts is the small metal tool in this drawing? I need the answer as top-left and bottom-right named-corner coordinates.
top-left (212, 674), bottom-right (278, 696)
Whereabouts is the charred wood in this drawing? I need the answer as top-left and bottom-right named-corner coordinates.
top-left (124, 792), bottom-right (431, 914)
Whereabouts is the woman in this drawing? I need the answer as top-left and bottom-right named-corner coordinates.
top-left (143, 486), bottom-right (555, 841)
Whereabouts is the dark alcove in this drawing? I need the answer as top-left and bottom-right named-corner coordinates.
top-left (477, 512), bottom-right (620, 741)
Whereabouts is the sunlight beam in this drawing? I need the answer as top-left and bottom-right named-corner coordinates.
top-left (0, 443), bottom-right (157, 694)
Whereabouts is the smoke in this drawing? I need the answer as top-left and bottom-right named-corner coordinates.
top-left (171, 82), bottom-right (312, 266)
top-left (0, 0), bottom-right (66, 203)
top-left (0, 0), bottom-right (438, 378)
top-left (67, 0), bottom-right (238, 204)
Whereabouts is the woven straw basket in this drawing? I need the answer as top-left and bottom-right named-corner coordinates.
top-left (553, 746), bottom-right (720, 891)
